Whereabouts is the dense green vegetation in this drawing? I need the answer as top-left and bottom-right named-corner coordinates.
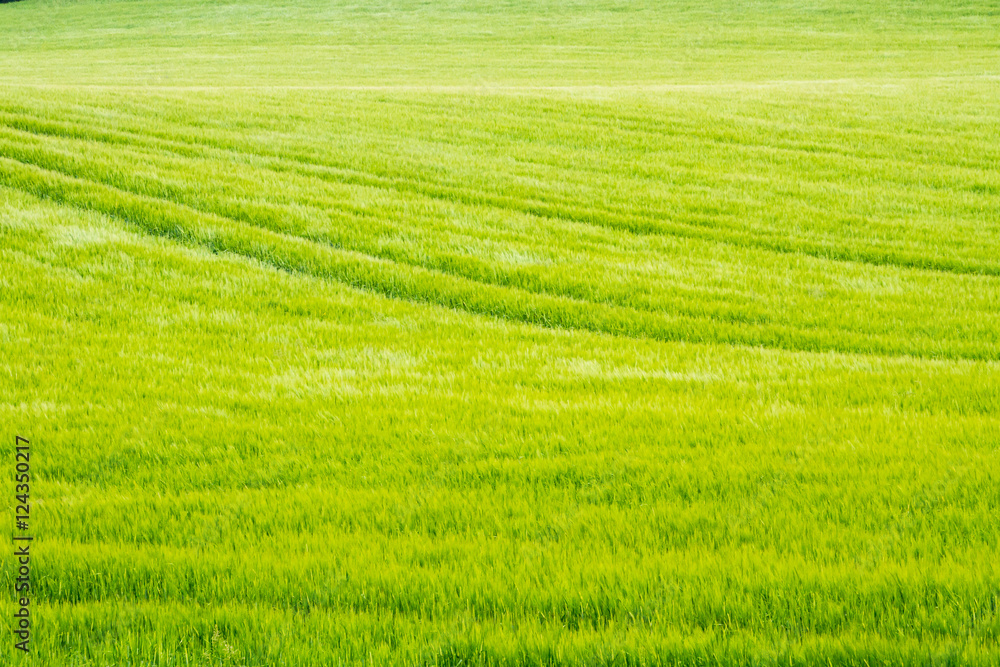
top-left (1, 0), bottom-right (998, 664)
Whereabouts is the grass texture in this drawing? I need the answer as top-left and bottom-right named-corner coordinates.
top-left (1, 0), bottom-right (999, 664)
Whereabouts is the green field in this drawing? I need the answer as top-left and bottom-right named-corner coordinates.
top-left (1, 0), bottom-right (999, 664)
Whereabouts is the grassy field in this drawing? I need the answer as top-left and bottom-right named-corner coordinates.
top-left (1, 0), bottom-right (999, 664)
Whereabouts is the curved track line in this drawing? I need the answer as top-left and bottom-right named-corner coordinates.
top-left (2, 110), bottom-right (997, 279)
top-left (0, 156), bottom-right (994, 362)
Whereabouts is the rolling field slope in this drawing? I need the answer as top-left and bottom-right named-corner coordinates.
top-left (1, 1), bottom-right (999, 664)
